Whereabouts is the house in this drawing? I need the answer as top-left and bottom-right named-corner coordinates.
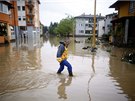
top-left (17, 0), bottom-right (40, 39)
top-left (10, 1), bottom-right (19, 41)
top-left (98, 13), bottom-right (117, 38)
top-left (110, 0), bottom-right (135, 46)
top-left (98, 19), bottom-right (105, 37)
top-left (0, 1), bottom-right (17, 43)
top-left (104, 13), bottom-right (117, 35)
top-left (0, 0), bottom-right (40, 44)
top-left (74, 13), bottom-right (104, 37)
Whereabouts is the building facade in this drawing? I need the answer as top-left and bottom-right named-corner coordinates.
top-left (104, 13), bottom-right (117, 35)
top-left (17, 0), bottom-right (26, 30)
top-left (97, 13), bottom-right (118, 38)
top-left (0, 1), bottom-right (18, 43)
top-left (110, 0), bottom-right (135, 46)
top-left (0, 0), bottom-right (40, 44)
top-left (17, 0), bottom-right (40, 38)
top-left (98, 20), bottom-right (105, 37)
top-left (74, 14), bottom-right (104, 37)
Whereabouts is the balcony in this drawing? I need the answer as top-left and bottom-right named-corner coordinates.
top-left (26, 13), bottom-right (35, 17)
top-left (26, 9), bottom-right (35, 17)
top-left (0, 1), bottom-right (12, 6)
top-left (27, 20), bottom-right (35, 26)
top-left (26, 1), bottom-right (34, 8)
top-left (0, 0), bottom-right (13, 9)
top-left (26, 12), bottom-right (35, 17)
top-left (27, 22), bottom-right (34, 26)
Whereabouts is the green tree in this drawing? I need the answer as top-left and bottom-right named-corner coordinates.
top-left (54, 17), bottom-right (74, 37)
top-left (48, 22), bottom-right (58, 35)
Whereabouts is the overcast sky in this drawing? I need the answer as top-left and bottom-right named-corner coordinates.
top-left (39, 0), bottom-right (117, 26)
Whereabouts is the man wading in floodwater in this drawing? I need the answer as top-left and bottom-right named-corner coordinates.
top-left (56, 40), bottom-right (73, 76)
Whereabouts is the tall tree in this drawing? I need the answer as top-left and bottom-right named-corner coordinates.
top-left (48, 17), bottom-right (74, 37)
top-left (48, 22), bottom-right (58, 35)
top-left (55, 17), bottom-right (74, 37)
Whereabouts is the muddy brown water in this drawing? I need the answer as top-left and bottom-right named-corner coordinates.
top-left (0, 36), bottom-right (135, 101)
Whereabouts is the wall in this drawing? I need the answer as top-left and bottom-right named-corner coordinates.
top-left (105, 16), bottom-right (112, 34)
top-left (0, 13), bottom-right (10, 23)
top-left (34, 0), bottom-right (40, 29)
top-left (118, 2), bottom-right (130, 18)
top-left (10, 1), bottom-right (18, 26)
top-left (98, 20), bottom-right (105, 37)
top-left (17, 0), bottom-right (26, 26)
top-left (75, 18), bottom-right (86, 36)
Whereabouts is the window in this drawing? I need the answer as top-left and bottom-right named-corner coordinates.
top-left (85, 24), bottom-right (88, 27)
top-left (18, 17), bottom-right (21, 21)
top-left (79, 30), bottom-right (84, 33)
top-left (90, 31), bottom-right (92, 34)
top-left (29, 9), bottom-right (32, 13)
top-left (22, 6), bottom-right (25, 11)
top-left (3, 4), bottom-right (8, 14)
top-left (129, 1), bottom-right (135, 13)
top-left (0, 3), bottom-right (8, 14)
top-left (0, 3), bottom-right (3, 12)
top-left (88, 24), bottom-right (92, 28)
top-left (91, 24), bottom-right (94, 28)
top-left (18, 6), bottom-right (21, 11)
top-left (89, 18), bottom-right (94, 23)
top-left (80, 24), bottom-right (83, 26)
top-left (85, 30), bottom-right (90, 34)
top-left (85, 24), bottom-right (92, 28)
top-left (23, 17), bottom-right (26, 21)
top-left (85, 20), bottom-right (89, 23)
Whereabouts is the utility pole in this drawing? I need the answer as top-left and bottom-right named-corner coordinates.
top-left (92, 0), bottom-right (96, 49)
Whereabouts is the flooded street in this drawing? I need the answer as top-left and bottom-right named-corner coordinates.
top-left (0, 35), bottom-right (135, 101)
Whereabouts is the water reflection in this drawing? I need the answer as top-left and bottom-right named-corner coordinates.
top-left (91, 54), bottom-right (96, 73)
top-left (46, 36), bottom-right (93, 57)
top-left (46, 36), bottom-right (135, 101)
top-left (0, 35), bottom-right (135, 101)
top-left (109, 47), bottom-right (135, 100)
top-left (0, 33), bottom-right (45, 95)
top-left (57, 76), bottom-right (72, 99)
top-left (87, 54), bottom-right (95, 101)
top-left (18, 32), bottom-right (42, 50)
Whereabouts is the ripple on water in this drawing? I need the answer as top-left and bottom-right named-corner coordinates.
top-left (0, 70), bottom-right (57, 95)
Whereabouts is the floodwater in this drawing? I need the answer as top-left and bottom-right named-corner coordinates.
top-left (0, 35), bottom-right (135, 101)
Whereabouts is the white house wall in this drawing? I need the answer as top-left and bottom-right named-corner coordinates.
top-left (75, 18), bottom-right (86, 36)
top-left (105, 17), bottom-right (112, 34)
top-left (75, 17), bottom-right (100, 36)
top-left (98, 20), bottom-right (105, 37)
top-left (17, 0), bottom-right (26, 26)
top-left (34, 0), bottom-right (40, 28)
